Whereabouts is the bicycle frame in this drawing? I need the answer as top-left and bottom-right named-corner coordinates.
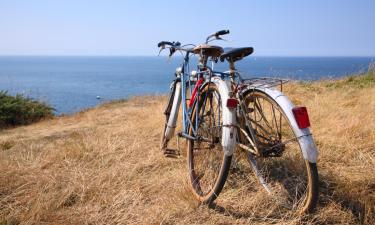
top-left (165, 52), bottom-right (235, 144)
top-left (164, 50), bottom-right (202, 141)
top-left (161, 37), bottom-right (237, 156)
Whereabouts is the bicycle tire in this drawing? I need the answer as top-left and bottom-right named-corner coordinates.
top-left (241, 89), bottom-right (319, 213)
top-left (187, 82), bottom-right (232, 203)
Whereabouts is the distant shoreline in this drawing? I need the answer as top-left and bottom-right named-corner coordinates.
top-left (0, 55), bottom-right (374, 58)
top-left (1, 56), bottom-right (373, 114)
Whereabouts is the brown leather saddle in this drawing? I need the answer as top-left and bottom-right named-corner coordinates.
top-left (193, 44), bottom-right (224, 59)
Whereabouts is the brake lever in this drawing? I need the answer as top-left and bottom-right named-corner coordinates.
top-left (167, 52), bottom-right (173, 62)
top-left (206, 34), bottom-right (214, 44)
top-left (158, 45), bottom-right (165, 56)
top-left (168, 47), bottom-right (176, 57)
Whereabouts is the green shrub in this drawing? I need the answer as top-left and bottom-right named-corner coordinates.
top-left (0, 91), bottom-right (54, 128)
top-left (325, 70), bottom-right (375, 89)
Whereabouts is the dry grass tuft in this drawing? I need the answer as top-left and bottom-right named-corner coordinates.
top-left (1, 73), bottom-right (374, 224)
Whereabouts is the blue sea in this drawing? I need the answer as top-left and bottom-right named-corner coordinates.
top-left (0, 56), bottom-right (373, 114)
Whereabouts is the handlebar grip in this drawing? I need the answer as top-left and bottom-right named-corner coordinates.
top-left (157, 41), bottom-right (173, 47)
top-left (215, 30), bottom-right (230, 36)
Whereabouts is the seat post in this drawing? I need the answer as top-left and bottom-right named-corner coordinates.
top-left (199, 55), bottom-right (208, 69)
top-left (229, 60), bottom-right (236, 77)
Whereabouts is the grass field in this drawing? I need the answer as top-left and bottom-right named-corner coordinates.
top-left (1, 72), bottom-right (374, 224)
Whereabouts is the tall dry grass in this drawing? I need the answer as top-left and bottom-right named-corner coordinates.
top-left (1, 72), bottom-right (374, 224)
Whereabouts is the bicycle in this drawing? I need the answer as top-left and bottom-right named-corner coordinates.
top-left (159, 30), bottom-right (319, 214)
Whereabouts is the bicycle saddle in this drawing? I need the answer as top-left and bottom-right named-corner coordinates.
top-left (193, 44), bottom-right (224, 59)
top-left (220, 47), bottom-right (254, 62)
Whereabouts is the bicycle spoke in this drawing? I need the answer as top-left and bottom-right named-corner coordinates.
top-left (237, 90), bottom-right (318, 213)
top-left (249, 117), bottom-right (275, 138)
top-left (254, 97), bottom-right (275, 134)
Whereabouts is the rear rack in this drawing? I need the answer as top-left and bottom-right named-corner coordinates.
top-left (241, 77), bottom-right (289, 89)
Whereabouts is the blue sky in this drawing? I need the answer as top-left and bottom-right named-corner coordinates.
top-left (0, 0), bottom-right (374, 56)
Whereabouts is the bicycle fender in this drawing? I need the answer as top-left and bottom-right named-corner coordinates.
top-left (255, 87), bottom-right (318, 163)
top-left (165, 82), bottom-right (181, 140)
top-left (211, 77), bottom-right (237, 156)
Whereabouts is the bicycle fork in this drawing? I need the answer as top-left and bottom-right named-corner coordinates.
top-left (164, 81), bottom-right (182, 141)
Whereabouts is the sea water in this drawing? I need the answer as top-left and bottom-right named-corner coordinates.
top-left (0, 56), bottom-right (373, 114)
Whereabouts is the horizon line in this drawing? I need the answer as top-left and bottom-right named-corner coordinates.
top-left (0, 54), bottom-right (374, 58)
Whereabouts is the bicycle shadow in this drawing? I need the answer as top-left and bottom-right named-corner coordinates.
top-left (317, 172), bottom-right (373, 224)
top-left (209, 158), bottom-right (373, 224)
top-left (208, 202), bottom-right (264, 221)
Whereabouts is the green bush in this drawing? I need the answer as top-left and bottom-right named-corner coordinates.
top-left (0, 91), bottom-right (54, 128)
top-left (325, 70), bottom-right (375, 89)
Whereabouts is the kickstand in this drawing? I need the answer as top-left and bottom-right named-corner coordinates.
top-left (176, 135), bottom-right (181, 154)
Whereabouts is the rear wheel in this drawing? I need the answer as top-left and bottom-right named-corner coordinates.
top-left (187, 83), bottom-right (232, 203)
top-left (241, 90), bottom-right (319, 213)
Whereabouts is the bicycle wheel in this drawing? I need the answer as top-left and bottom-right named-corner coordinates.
top-left (241, 90), bottom-right (318, 213)
top-left (187, 83), bottom-right (232, 203)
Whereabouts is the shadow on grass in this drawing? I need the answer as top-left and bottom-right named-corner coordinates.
top-left (208, 158), bottom-right (374, 224)
top-left (318, 173), bottom-right (374, 225)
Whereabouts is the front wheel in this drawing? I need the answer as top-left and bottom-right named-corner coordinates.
top-left (187, 83), bottom-right (232, 204)
top-left (241, 90), bottom-right (319, 214)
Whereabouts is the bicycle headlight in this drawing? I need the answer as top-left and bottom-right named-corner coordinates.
top-left (175, 67), bottom-right (182, 76)
top-left (190, 70), bottom-right (197, 77)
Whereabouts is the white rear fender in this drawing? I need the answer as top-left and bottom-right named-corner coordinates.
top-left (256, 87), bottom-right (318, 163)
top-left (210, 77), bottom-right (237, 156)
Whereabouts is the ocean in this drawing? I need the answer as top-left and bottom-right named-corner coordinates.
top-left (0, 56), bottom-right (373, 114)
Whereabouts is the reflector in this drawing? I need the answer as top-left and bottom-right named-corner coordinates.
top-left (292, 106), bottom-right (310, 129)
top-left (226, 98), bottom-right (238, 108)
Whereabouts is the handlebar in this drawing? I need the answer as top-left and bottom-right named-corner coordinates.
top-left (157, 41), bottom-right (185, 58)
top-left (157, 29), bottom-right (230, 57)
top-left (157, 41), bottom-right (181, 48)
top-left (206, 29), bottom-right (230, 43)
top-left (215, 30), bottom-right (230, 36)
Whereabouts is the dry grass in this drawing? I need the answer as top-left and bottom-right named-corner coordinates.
top-left (1, 72), bottom-right (374, 225)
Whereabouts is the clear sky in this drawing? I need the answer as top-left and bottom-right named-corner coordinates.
top-left (0, 0), bottom-right (374, 56)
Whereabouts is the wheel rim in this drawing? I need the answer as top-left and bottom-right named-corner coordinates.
top-left (243, 91), bottom-right (311, 211)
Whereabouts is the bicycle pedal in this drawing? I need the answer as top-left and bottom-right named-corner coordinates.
top-left (163, 148), bottom-right (180, 158)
